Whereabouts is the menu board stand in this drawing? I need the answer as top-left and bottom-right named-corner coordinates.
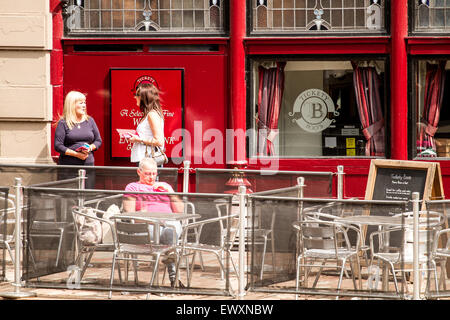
top-left (364, 159), bottom-right (448, 276)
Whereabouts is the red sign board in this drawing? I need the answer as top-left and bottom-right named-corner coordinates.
top-left (110, 69), bottom-right (183, 160)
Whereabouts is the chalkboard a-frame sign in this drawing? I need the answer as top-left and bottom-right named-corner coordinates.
top-left (364, 160), bottom-right (444, 211)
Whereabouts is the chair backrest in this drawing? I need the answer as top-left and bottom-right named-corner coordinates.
top-left (434, 228), bottom-right (450, 257)
top-left (72, 206), bottom-right (106, 246)
top-left (0, 192), bottom-right (16, 238)
top-left (293, 220), bottom-right (348, 253)
top-left (223, 216), bottom-right (240, 250)
top-left (114, 220), bottom-right (152, 245)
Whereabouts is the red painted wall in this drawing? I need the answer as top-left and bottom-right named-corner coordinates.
top-left (61, 47), bottom-right (228, 169)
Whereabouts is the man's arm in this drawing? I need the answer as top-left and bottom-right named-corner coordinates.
top-left (122, 196), bottom-right (136, 212)
top-left (169, 195), bottom-right (185, 213)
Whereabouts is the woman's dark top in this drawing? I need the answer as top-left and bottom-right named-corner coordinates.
top-left (54, 117), bottom-right (102, 165)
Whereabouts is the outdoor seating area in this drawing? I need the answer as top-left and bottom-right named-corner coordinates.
top-left (0, 162), bottom-right (449, 300)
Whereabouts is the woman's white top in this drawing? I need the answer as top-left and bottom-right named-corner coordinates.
top-left (130, 112), bottom-right (164, 163)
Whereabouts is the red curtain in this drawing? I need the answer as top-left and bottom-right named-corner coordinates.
top-left (352, 63), bottom-right (385, 156)
top-left (257, 62), bottom-right (286, 156)
top-left (417, 62), bottom-right (446, 156)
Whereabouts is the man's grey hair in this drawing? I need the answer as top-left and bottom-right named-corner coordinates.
top-left (138, 157), bottom-right (157, 170)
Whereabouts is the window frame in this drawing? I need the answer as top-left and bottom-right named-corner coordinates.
top-left (62, 0), bottom-right (230, 37)
top-left (247, 0), bottom-right (391, 37)
top-left (409, 0), bottom-right (450, 36)
top-left (246, 54), bottom-right (390, 159)
top-left (409, 55), bottom-right (450, 160)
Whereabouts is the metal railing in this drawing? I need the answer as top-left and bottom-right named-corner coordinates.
top-left (1, 162), bottom-right (447, 300)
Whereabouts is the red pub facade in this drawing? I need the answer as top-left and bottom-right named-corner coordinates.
top-left (52, 1), bottom-right (450, 199)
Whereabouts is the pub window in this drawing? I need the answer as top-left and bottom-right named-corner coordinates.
top-left (251, 0), bottom-right (387, 34)
top-left (249, 59), bottom-right (387, 158)
top-left (413, 0), bottom-right (450, 33)
top-left (63, 0), bottom-right (227, 35)
top-left (414, 60), bottom-right (450, 158)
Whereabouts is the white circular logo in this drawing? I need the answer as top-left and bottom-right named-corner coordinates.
top-left (289, 89), bottom-right (338, 133)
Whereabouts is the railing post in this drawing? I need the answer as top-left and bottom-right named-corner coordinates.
top-left (78, 169), bottom-right (86, 208)
top-left (337, 165), bottom-right (345, 200)
top-left (238, 185), bottom-right (247, 300)
top-left (412, 192), bottom-right (420, 300)
top-left (182, 160), bottom-right (190, 193)
top-left (0, 178), bottom-right (36, 298)
top-left (296, 177), bottom-right (305, 221)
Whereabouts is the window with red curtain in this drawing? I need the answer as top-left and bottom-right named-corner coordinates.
top-left (250, 59), bottom-right (386, 158)
top-left (415, 60), bottom-right (448, 158)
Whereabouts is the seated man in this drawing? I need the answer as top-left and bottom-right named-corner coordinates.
top-left (123, 157), bottom-right (184, 287)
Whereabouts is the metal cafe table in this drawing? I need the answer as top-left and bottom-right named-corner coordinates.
top-left (112, 211), bottom-right (201, 244)
top-left (110, 211), bottom-right (201, 286)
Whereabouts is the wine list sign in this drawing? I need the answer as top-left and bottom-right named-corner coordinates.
top-left (110, 69), bottom-right (183, 159)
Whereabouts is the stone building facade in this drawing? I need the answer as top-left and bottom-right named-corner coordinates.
top-left (0, 1), bottom-right (54, 164)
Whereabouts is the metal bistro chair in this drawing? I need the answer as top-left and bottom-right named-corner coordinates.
top-left (0, 193), bottom-right (16, 267)
top-left (369, 226), bottom-right (440, 296)
top-left (71, 206), bottom-right (117, 282)
top-left (216, 201), bottom-right (275, 281)
top-left (433, 228), bottom-right (450, 291)
top-left (292, 218), bottom-right (362, 300)
top-left (108, 216), bottom-right (175, 299)
top-left (28, 195), bottom-right (75, 268)
top-left (175, 213), bottom-right (240, 294)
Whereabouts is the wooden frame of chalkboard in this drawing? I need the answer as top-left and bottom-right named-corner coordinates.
top-left (365, 160), bottom-right (444, 211)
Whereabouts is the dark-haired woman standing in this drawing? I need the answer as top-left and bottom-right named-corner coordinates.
top-left (128, 83), bottom-right (165, 166)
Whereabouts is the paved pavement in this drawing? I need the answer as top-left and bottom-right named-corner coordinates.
top-left (0, 252), bottom-right (448, 301)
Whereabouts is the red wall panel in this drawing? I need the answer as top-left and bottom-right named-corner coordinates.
top-left (61, 52), bottom-right (228, 168)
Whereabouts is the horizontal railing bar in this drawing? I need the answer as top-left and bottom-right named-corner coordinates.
top-left (23, 186), bottom-right (235, 199)
top-left (29, 178), bottom-right (81, 188)
top-left (195, 168), bottom-right (334, 175)
top-left (0, 163), bottom-right (177, 172)
top-left (250, 185), bottom-right (301, 196)
top-left (249, 287), bottom-right (404, 299)
top-left (248, 195), bottom-right (409, 205)
top-left (25, 282), bottom-right (233, 296)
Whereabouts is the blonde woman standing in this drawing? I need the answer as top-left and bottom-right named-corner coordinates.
top-left (128, 83), bottom-right (165, 166)
top-left (54, 91), bottom-right (102, 189)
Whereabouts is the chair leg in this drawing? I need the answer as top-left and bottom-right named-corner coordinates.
top-left (174, 249), bottom-right (184, 287)
top-left (312, 260), bottom-right (326, 288)
top-left (79, 250), bottom-right (94, 280)
top-left (270, 235), bottom-right (276, 276)
top-left (350, 255), bottom-right (362, 290)
top-left (55, 229), bottom-right (64, 267)
top-left (390, 263), bottom-right (400, 294)
top-left (214, 251), bottom-right (234, 296)
top-left (149, 253), bottom-right (161, 287)
top-left (184, 255), bottom-right (190, 282)
top-left (5, 242), bottom-right (14, 267)
top-left (336, 259), bottom-right (347, 300)
top-left (198, 252), bottom-right (205, 271)
top-left (439, 260), bottom-right (447, 291)
top-left (188, 251), bottom-right (197, 287)
top-left (295, 255), bottom-right (302, 300)
top-left (109, 253), bottom-right (117, 299)
top-left (431, 261), bottom-right (439, 297)
top-left (259, 236), bottom-right (268, 280)
top-left (348, 257), bottom-right (358, 290)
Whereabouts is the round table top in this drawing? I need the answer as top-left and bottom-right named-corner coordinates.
top-left (336, 215), bottom-right (404, 226)
top-left (112, 211), bottom-right (200, 221)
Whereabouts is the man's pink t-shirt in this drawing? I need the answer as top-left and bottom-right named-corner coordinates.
top-left (124, 182), bottom-right (174, 213)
